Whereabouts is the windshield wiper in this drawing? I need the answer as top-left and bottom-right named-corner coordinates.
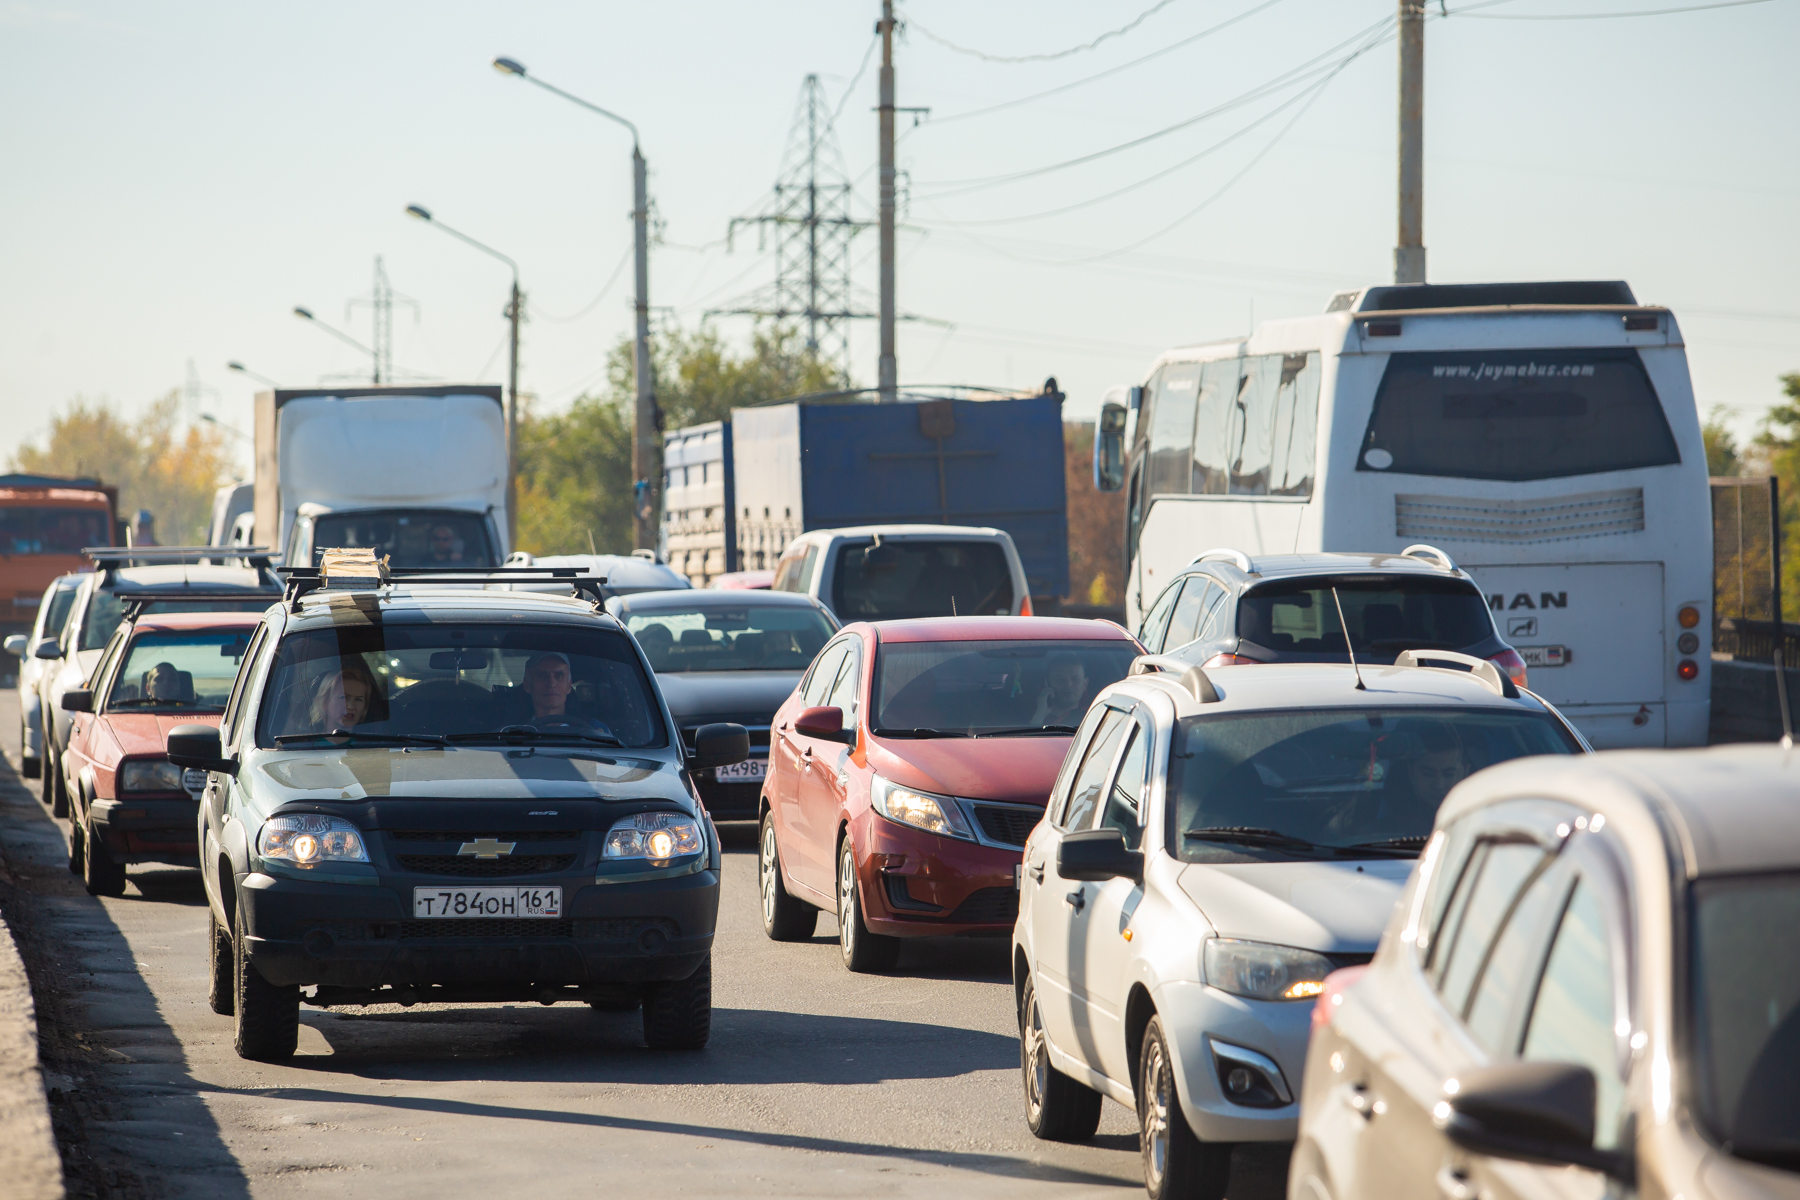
top-left (1339, 836), bottom-right (1429, 856)
top-left (275, 731), bottom-right (447, 747)
top-left (109, 699), bottom-right (223, 711)
top-left (982, 725), bottom-right (1081, 737)
top-left (445, 727), bottom-right (623, 746)
top-left (875, 727), bottom-right (974, 739)
top-left (1183, 826), bottom-right (1325, 853)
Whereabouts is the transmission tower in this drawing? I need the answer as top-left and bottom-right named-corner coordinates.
top-left (348, 256), bottom-right (418, 384)
top-left (710, 75), bottom-right (877, 382)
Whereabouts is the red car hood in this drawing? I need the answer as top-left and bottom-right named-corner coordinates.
top-left (102, 712), bottom-right (222, 758)
top-left (864, 734), bottom-right (1070, 807)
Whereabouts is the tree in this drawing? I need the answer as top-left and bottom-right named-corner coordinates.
top-left (1754, 372), bottom-right (1800, 621)
top-left (1703, 405), bottom-right (1742, 477)
top-left (8, 393), bottom-right (237, 545)
top-left (1063, 421), bottom-right (1127, 610)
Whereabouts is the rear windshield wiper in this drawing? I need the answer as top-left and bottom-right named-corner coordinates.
top-left (982, 724), bottom-right (1081, 737)
top-left (1183, 826), bottom-right (1323, 853)
top-left (275, 731), bottom-right (448, 747)
top-left (445, 727), bottom-right (624, 746)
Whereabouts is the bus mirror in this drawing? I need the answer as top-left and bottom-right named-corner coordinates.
top-left (1127, 385), bottom-right (1145, 415)
top-left (1095, 402), bottom-right (1128, 492)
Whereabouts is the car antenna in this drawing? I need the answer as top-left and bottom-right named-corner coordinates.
top-left (1331, 586), bottom-right (1366, 691)
top-left (1777, 645), bottom-right (1794, 752)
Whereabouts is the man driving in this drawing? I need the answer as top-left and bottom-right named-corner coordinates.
top-left (427, 524), bottom-right (462, 564)
top-left (520, 652), bottom-right (612, 737)
top-left (1031, 653), bottom-right (1089, 729)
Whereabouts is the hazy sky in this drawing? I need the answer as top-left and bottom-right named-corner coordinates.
top-left (3, 0), bottom-right (1797, 480)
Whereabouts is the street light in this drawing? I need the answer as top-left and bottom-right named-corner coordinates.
top-left (293, 306), bottom-right (379, 381)
top-left (406, 203), bottom-right (522, 552)
top-left (199, 413), bottom-right (249, 442)
top-left (493, 55), bottom-right (658, 553)
top-left (226, 360), bottom-right (280, 388)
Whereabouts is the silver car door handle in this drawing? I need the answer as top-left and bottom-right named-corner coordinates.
top-left (1435, 1165), bottom-right (1474, 1200)
top-left (1343, 1083), bottom-right (1376, 1119)
top-left (1064, 890), bottom-right (1085, 912)
top-left (1026, 861), bottom-right (1045, 882)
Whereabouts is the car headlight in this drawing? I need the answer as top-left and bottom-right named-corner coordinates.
top-left (258, 815), bottom-right (369, 868)
top-left (119, 759), bottom-right (186, 794)
top-left (1204, 938), bottom-right (1336, 1001)
top-left (604, 812), bottom-right (704, 863)
top-left (870, 775), bottom-right (975, 842)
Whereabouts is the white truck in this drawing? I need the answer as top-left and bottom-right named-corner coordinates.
top-left (249, 386), bottom-right (509, 568)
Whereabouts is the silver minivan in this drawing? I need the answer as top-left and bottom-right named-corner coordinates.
top-left (769, 524), bottom-right (1032, 622)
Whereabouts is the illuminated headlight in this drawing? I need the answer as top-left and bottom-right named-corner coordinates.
top-left (119, 759), bottom-right (185, 794)
top-left (258, 815), bottom-right (369, 868)
top-left (604, 813), bottom-right (703, 863)
top-left (870, 775), bottom-right (975, 841)
top-left (1204, 938), bottom-right (1335, 1001)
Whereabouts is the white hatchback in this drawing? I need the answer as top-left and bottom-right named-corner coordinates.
top-left (1013, 651), bottom-right (1588, 1199)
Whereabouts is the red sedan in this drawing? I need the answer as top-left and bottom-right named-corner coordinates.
top-left (758, 616), bottom-right (1143, 971)
top-left (60, 611), bottom-right (262, 896)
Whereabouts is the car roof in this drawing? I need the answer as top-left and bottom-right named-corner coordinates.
top-left (130, 611), bottom-right (266, 633)
top-left (802, 524), bottom-right (1006, 542)
top-left (101, 564), bottom-right (280, 594)
top-left (1185, 551), bottom-right (1471, 587)
top-left (1110, 661), bottom-right (1551, 720)
top-left (286, 586), bottom-right (622, 631)
top-left (610, 588), bottom-right (826, 613)
top-left (870, 616), bottom-right (1136, 644)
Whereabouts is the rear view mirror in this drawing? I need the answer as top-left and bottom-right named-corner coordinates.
top-left (60, 689), bottom-right (93, 713)
top-left (689, 722), bottom-right (750, 769)
top-left (33, 638), bottom-right (63, 661)
top-left (3, 634), bottom-right (26, 658)
top-left (428, 649), bottom-right (489, 671)
top-left (1438, 1062), bottom-right (1634, 1186)
top-left (1059, 828), bottom-right (1143, 882)
top-left (1094, 401), bottom-right (1128, 493)
top-left (166, 723), bottom-right (237, 776)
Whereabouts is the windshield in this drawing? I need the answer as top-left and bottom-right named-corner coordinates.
top-left (625, 604), bottom-right (834, 673)
top-left (1358, 348), bottom-right (1679, 482)
top-left (1239, 577), bottom-right (1494, 657)
top-left (831, 539), bottom-right (1014, 620)
top-left (874, 639), bottom-right (1140, 736)
top-left (255, 623), bottom-right (666, 749)
top-left (80, 592), bottom-right (274, 651)
top-left (309, 509), bottom-right (497, 569)
top-left (0, 506), bottom-right (111, 556)
top-left (1168, 707), bottom-right (1580, 861)
top-left (106, 629), bottom-right (252, 713)
top-left (1690, 871), bottom-right (1800, 1170)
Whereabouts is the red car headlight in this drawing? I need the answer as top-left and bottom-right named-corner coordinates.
top-left (118, 759), bottom-right (186, 794)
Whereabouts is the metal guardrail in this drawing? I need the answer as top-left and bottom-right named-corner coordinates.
top-left (1712, 476), bottom-right (1786, 663)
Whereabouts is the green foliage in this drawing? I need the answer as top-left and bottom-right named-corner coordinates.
top-left (8, 392), bottom-right (238, 544)
top-left (1703, 405), bottom-right (1741, 478)
top-left (1754, 372), bottom-right (1800, 621)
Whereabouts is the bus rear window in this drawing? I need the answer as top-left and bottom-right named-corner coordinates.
top-left (1358, 348), bottom-right (1680, 482)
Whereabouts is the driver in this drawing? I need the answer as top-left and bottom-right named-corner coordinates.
top-left (1031, 653), bottom-right (1089, 728)
top-left (520, 652), bottom-right (612, 737)
top-left (145, 662), bottom-right (183, 702)
top-left (1374, 722), bottom-right (1471, 831)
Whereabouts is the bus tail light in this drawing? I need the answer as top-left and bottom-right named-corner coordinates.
top-left (1678, 606), bottom-right (1700, 629)
top-left (1678, 659), bottom-right (1699, 681)
top-left (1489, 648), bottom-right (1529, 689)
top-left (1204, 654), bottom-right (1256, 668)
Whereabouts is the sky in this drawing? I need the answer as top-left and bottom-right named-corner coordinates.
top-left (3, 0), bottom-right (1797, 481)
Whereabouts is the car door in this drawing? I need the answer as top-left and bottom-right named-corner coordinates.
top-left (1025, 705), bottom-right (1132, 1068)
top-left (797, 638), bottom-right (862, 897)
top-left (65, 627), bottom-right (128, 814)
top-left (774, 639), bottom-right (847, 896)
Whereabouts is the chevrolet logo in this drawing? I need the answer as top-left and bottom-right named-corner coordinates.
top-left (457, 838), bottom-right (516, 859)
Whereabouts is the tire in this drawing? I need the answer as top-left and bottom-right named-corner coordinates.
top-left (81, 818), bottom-right (127, 898)
top-left (1138, 1015), bottom-right (1230, 1200)
top-left (837, 837), bottom-right (900, 973)
top-left (1020, 974), bottom-right (1102, 1141)
top-left (43, 747), bottom-right (68, 817)
top-left (641, 956), bottom-right (712, 1050)
top-left (66, 818), bottom-right (85, 877)
top-left (232, 895), bottom-right (298, 1061)
top-left (760, 813), bottom-right (818, 942)
top-left (207, 904), bottom-right (234, 1016)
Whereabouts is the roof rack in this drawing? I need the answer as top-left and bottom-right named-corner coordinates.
top-left (1129, 654), bottom-right (1222, 703)
top-left (86, 545), bottom-right (279, 584)
top-left (282, 567), bottom-right (610, 612)
top-left (1400, 544), bottom-right (1459, 572)
top-left (121, 591), bottom-right (278, 622)
top-left (1190, 548), bottom-right (1256, 574)
top-left (1393, 648), bottom-right (1517, 698)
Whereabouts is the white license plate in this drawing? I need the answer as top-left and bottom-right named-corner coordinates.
top-left (412, 886), bottom-right (563, 919)
top-left (1517, 645), bottom-right (1570, 668)
top-left (715, 758), bottom-right (767, 783)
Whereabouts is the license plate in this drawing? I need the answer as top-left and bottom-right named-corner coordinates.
top-left (412, 886), bottom-right (563, 919)
top-left (1517, 645), bottom-right (1570, 668)
top-left (715, 757), bottom-right (767, 783)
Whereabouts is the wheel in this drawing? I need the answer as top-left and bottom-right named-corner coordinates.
top-left (1020, 974), bottom-right (1102, 1141)
top-left (66, 814), bottom-right (85, 876)
top-left (837, 838), bottom-right (900, 973)
top-left (81, 817), bottom-right (127, 898)
top-left (760, 813), bottom-right (818, 942)
top-left (232, 894), bottom-right (298, 1060)
top-left (641, 956), bottom-right (711, 1050)
top-left (207, 904), bottom-right (234, 1016)
top-left (1138, 1015), bottom-right (1230, 1200)
top-left (43, 746), bottom-right (67, 817)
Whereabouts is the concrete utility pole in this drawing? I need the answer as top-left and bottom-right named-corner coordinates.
top-left (1395, 0), bottom-right (1426, 284)
top-left (877, 0), bottom-right (898, 403)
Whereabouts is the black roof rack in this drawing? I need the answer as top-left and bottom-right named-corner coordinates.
top-left (1355, 280), bottom-right (1638, 312)
top-left (121, 591), bottom-right (280, 622)
top-left (282, 567), bottom-right (609, 612)
top-left (85, 545), bottom-right (279, 585)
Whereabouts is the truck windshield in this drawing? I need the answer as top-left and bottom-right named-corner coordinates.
top-left (256, 623), bottom-right (666, 749)
top-left (0, 507), bottom-right (110, 555)
top-left (107, 629), bottom-right (253, 712)
top-left (1358, 348), bottom-right (1680, 482)
top-left (1168, 707), bottom-right (1579, 862)
top-left (832, 539), bottom-right (1014, 620)
top-left (1238, 577), bottom-right (1494, 656)
top-left (310, 510), bottom-right (497, 569)
top-left (625, 605), bottom-right (835, 673)
top-left (874, 638), bottom-right (1139, 736)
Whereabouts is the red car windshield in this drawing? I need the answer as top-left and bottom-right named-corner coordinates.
top-left (873, 639), bottom-right (1139, 737)
top-left (107, 629), bottom-right (254, 713)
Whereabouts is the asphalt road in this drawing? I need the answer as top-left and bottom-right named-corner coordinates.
top-left (0, 692), bottom-right (1288, 1199)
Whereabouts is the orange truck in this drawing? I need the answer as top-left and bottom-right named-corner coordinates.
top-left (0, 474), bottom-right (119, 640)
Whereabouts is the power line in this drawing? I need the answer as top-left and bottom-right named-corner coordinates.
top-left (531, 246), bottom-right (634, 323)
top-left (1457, 0), bottom-right (1772, 18)
top-left (905, 0), bottom-right (1191, 63)
top-left (831, 33), bottom-right (880, 125)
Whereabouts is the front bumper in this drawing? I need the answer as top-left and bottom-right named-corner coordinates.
top-left (238, 866), bottom-right (720, 989)
top-left (1153, 979), bottom-right (1312, 1143)
top-left (91, 796), bottom-right (200, 866)
top-left (852, 809), bottom-right (1023, 937)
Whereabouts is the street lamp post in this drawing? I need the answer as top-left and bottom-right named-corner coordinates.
top-left (405, 204), bottom-right (522, 553)
top-left (492, 56), bottom-right (659, 554)
top-left (226, 361), bottom-right (280, 388)
top-left (293, 306), bottom-right (380, 382)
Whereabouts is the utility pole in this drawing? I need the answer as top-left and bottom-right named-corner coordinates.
top-left (877, 0), bottom-right (898, 403)
top-left (1395, 0), bottom-right (1426, 284)
top-left (507, 278), bottom-right (522, 551)
top-left (631, 146), bottom-right (657, 551)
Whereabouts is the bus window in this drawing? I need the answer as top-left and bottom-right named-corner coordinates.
top-left (1230, 357), bottom-right (1279, 495)
top-left (1193, 360), bottom-right (1238, 495)
top-left (1148, 364), bottom-right (1200, 497)
top-left (1271, 353), bottom-right (1321, 497)
top-left (1358, 348), bottom-right (1679, 482)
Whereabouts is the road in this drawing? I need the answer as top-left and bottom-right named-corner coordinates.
top-left (0, 692), bottom-right (1287, 1199)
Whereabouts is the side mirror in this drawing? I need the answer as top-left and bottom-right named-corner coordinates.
top-left (1059, 827), bottom-right (1143, 882)
top-left (33, 638), bottom-right (64, 661)
top-left (794, 705), bottom-right (854, 744)
top-left (3, 634), bottom-right (27, 658)
top-left (690, 722), bottom-right (750, 770)
top-left (166, 723), bottom-right (238, 776)
top-left (60, 689), bottom-right (93, 713)
top-left (1094, 401), bottom-right (1128, 493)
top-left (1438, 1062), bottom-right (1634, 1186)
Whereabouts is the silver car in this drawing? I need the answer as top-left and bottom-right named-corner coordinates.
top-left (1014, 652), bottom-right (1586, 1199)
top-left (4, 573), bottom-right (84, 778)
top-left (1293, 745), bottom-right (1800, 1200)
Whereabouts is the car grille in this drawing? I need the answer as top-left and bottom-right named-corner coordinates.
top-left (399, 919), bottom-right (574, 940)
top-left (693, 778), bottom-right (762, 816)
top-left (388, 829), bottom-right (581, 842)
top-left (971, 805), bottom-right (1040, 848)
top-left (395, 854), bottom-right (577, 877)
top-left (948, 887), bottom-right (1019, 925)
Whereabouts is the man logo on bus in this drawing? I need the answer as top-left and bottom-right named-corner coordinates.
top-left (1489, 593), bottom-right (1569, 611)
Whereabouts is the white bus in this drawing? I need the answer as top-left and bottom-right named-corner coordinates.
top-left (1093, 280), bottom-right (1712, 749)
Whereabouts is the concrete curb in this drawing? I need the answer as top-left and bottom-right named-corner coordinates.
top-left (0, 884), bottom-right (63, 1200)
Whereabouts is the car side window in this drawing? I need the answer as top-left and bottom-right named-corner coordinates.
top-left (1163, 579), bottom-right (1214, 651)
top-left (88, 629), bottom-right (130, 703)
top-left (801, 642), bottom-right (849, 708)
top-left (1431, 841), bottom-right (1549, 1015)
top-left (1523, 880), bottom-right (1625, 1148)
top-left (825, 645), bottom-right (861, 732)
top-left (1193, 583), bottom-right (1232, 643)
top-left (1061, 709), bottom-right (1129, 832)
top-left (1139, 581), bottom-right (1182, 650)
top-left (1462, 866), bottom-right (1568, 1050)
top-left (799, 545), bottom-right (821, 592)
top-left (220, 625), bottom-right (270, 743)
top-left (1100, 717), bottom-right (1150, 849)
top-left (773, 553), bottom-right (803, 593)
top-left (1050, 704), bottom-right (1109, 824)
